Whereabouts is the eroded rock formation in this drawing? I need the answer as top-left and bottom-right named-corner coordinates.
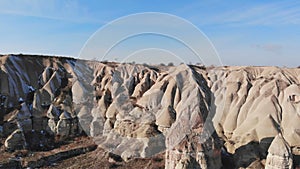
top-left (0, 54), bottom-right (299, 169)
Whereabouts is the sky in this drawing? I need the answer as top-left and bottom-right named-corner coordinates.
top-left (0, 0), bottom-right (299, 67)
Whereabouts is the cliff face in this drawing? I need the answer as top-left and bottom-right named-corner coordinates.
top-left (0, 55), bottom-right (299, 169)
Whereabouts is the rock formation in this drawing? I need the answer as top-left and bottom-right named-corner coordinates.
top-left (209, 66), bottom-right (300, 168)
top-left (0, 54), bottom-right (299, 168)
top-left (265, 134), bottom-right (293, 169)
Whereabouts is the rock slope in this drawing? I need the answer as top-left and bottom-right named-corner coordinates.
top-left (210, 66), bottom-right (300, 168)
top-left (0, 54), bottom-right (299, 169)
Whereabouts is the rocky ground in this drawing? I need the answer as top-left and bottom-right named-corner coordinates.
top-left (0, 54), bottom-right (299, 168)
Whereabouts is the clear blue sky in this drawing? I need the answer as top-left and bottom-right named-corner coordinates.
top-left (0, 0), bottom-right (299, 67)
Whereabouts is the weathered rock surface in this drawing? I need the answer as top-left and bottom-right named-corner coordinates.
top-left (1, 55), bottom-right (83, 152)
top-left (0, 54), bottom-right (300, 168)
top-left (265, 134), bottom-right (293, 169)
top-left (209, 66), bottom-right (300, 168)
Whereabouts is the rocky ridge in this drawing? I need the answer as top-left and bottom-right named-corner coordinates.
top-left (0, 54), bottom-right (299, 169)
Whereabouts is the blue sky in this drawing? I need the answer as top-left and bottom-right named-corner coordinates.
top-left (0, 0), bottom-right (299, 66)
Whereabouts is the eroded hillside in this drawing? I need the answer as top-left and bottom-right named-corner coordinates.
top-left (0, 54), bottom-right (299, 169)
